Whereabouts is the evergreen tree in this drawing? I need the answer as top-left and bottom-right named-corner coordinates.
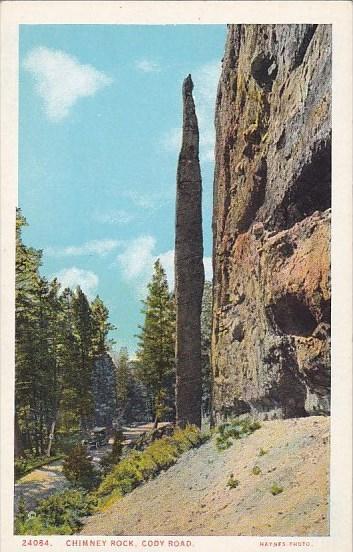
top-left (91, 295), bottom-right (116, 355)
top-left (71, 287), bottom-right (95, 429)
top-left (15, 209), bottom-right (43, 454)
top-left (115, 347), bottom-right (129, 422)
top-left (136, 260), bottom-right (175, 428)
top-left (15, 209), bottom-right (117, 458)
top-left (62, 444), bottom-right (95, 489)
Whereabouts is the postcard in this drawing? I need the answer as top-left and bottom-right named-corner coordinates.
top-left (0, 2), bottom-right (352, 552)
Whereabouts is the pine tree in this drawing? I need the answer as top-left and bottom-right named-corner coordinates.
top-left (91, 295), bottom-right (116, 355)
top-left (116, 347), bottom-right (129, 422)
top-left (15, 209), bottom-right (117, 457)
top-left (136, 260), bottom-right (175, 428)
top-left (71, 287), bottom-right (95, 429)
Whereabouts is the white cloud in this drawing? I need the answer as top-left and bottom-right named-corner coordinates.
top-left (117, 235), bottom-right (156, 296)
top-left (117, 236), bottom-right (212, 297)
top-left (123, 190), bottom-right (160, 210)
top-left (23, 46), bottom-right (112, 121)
top-left (93, 210), bottom-right (134, 225)
top-left (135, 59), bottom-right (161, 73)
top-left (161, 60), bottom-right (221, 164)
top-left (46, 239), bottom-right (120, 257)
top-left (158, 249), bottom-right (175, 287)
top-left (54, 267), bottom-right (99, 298)
top-left (161, 127), bottom-right (182, 154)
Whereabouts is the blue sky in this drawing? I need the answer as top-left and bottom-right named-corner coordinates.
top-left (19, 25), bottom-right (227, 354)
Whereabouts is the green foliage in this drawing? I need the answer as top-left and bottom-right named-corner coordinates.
top-left (14, 489), bottom-right (96, 535)
top-left (226, 474), bottom-right (240, 489)
top-left (270, 483), bottom-right (284, 496)
top-left (96, 425), bottom-right (208, 503)
top-left (252, 465), bottom-right (262, 475)
top-left (62, 445), bottom-right (96, 489)
top-left (15, 209), bottom-right (115, 459)
top-left (100, 429), bottom-right (124, 474)
top-left (135, 259), bottom-right (176, 425)
top-left (16, 496), bottom-right (27, 522)
top-left (215, 417), bottom-right (261, 451)
top-left (116, 347), bottom-right (130, 419)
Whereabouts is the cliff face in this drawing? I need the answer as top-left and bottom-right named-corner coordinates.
top-left (212, 25), bottom-right (331, 421)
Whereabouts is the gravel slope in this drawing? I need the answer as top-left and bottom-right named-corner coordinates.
top-left (81, 416), bottom-right (329, 536)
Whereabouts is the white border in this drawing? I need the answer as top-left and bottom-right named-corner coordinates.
top-left (1, 2), bottom-right (352, 552)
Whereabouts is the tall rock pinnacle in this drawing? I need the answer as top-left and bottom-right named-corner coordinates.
top-left (175, 74), bottom-right (204, 428)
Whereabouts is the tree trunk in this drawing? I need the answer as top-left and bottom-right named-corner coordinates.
top-left (14, 413), bottom-right (24, 458)
top-left (46, 420), bottom-right (56, 457)
top-left (153, 415), bottom-right (159, 429)
top-left (175, 75), bottom-right (204, 428)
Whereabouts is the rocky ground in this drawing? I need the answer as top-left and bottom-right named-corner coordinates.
top-left (81, 416), bottom-right (329, 536)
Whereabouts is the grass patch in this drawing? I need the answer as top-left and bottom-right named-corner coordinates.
top-left (14, 489), bottom-right (97, 535)
top-left (252, 465), bottom-right (262, 476)
top-left (96, 425), bottom-right (208, 506)
top-left (215, 417), bottom-right (261, 451)
top-left (270, 483), bottom-right (284, 496)
top-left (226, 474), bottom-right (240, 489)
top-left (258, 448), bottom-right (268, 456)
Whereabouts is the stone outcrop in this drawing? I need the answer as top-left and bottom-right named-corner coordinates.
top-left (92, 354), bottom-right (117, 427)
top-left (212, 25), bottom-right (331, 421)
top-left (175, 75), bottom-right (205, 428)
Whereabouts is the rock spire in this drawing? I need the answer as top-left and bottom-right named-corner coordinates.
top-left (175, 74), bottom-right (204, 428)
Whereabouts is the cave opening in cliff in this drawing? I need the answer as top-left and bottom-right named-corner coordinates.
top-left (267, 294), bottom-right (317, 337)
top-left (250, 53), bottom-right (278, 91)
top-left (283, 139), bottom-right (331, 229)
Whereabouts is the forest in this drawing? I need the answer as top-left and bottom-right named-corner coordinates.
top-left (15, 208), bottom-right (212, 466)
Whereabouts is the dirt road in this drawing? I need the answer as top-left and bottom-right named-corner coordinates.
top-left (14, 422), bottom-right (166, 514)
top-left (81, 416), bottom-right (330, 536)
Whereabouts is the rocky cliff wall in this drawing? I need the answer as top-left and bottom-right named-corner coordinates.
top-left (212, 24), bottom-right (331, 421)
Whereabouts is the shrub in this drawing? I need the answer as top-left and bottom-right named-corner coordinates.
top-left (96, 425), bottom-right (208, 502)
top-left (270, 483), bottom-right (284, 496)
top-left (215, 417), bottom-right (261, 451)
top-left (252, 465), bottom-right (262, 475)
top-left (226, 474), bottom-right (240, 489)
top-left (14, 489), bottom-right (97, 535)
top-left (259, 448), bottom-right (268, 456)
top-left (16, 496), bottom-right (27, 522)
top-left (100, 429), bottom-right (124, 474)
top-left (62, 445), bottom-right (96, 489)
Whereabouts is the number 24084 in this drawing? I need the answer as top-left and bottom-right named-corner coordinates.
top-left (22, 540), bottom-right (50, 546)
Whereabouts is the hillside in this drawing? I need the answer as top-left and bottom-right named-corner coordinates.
top-left (81, 416), bottom-right (329, 536)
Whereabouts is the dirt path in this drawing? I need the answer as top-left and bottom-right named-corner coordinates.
top-left (81, 416), bottom-right (329, 537)
top-left (14, 460), bottom-right (70, 513)
top-left (14, 422), bottom-right (167, 514)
